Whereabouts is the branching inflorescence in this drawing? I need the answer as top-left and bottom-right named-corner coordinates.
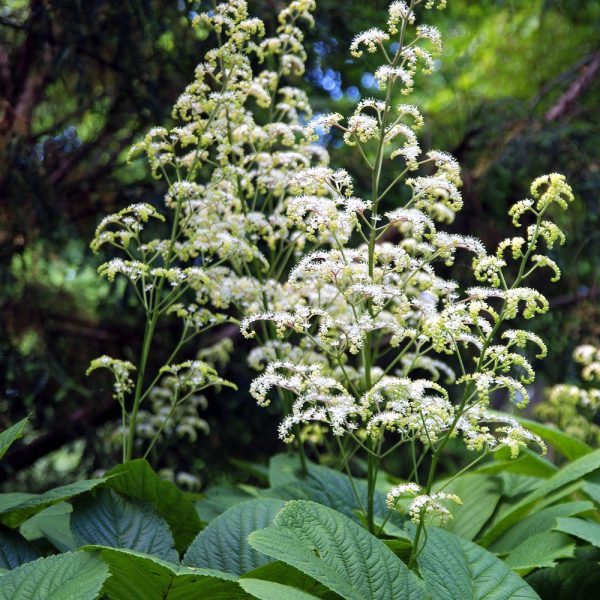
top-left (88, 0), bottom-right (573, 556)
top-left (88, 0), bottom-right (325, 461)
top-left (239, 0), bottom-right (574, 549)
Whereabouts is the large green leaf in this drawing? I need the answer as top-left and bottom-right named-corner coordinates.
top-left (477, 448), bottom-right (557, 479)
top-left (105, 459), bottom-right (201, 553)
top-left (0, 494), bottom-right (34, 513)
top-left (0, 551), bottom-right (109, 600)
top-left (0, 526), bottom-right (39, 570)
top-left (265, 461), bottom-right (393, 525)
top-left (269, 454), bottom-right (304, 488)
top-left (0, 419), bottom-right (28, 461)
top-left (479, 449), bottom-right (600, 546)
top-left (414, 525), bottom-right (540, 599)
top-left (183, 498), bottom-right (284, 575)
top-left (0, 479), bottom-right (106, 528)
top-left (20, 503), bottom-right (76, 552)
top-left (498, 474), bottom-right (548, 499)
top-left (439, 474), bottom-right (502, 540)
top-left (503, 532), bottom-right (575, 574)
top-left (71, 489), bottom-right (178, 560)
top-left (517, 418), bottom-right (592, 461)
top-left (249, 500), bottom-right (425, 600)
top-left (196, 485), bottom-right (257, 522)
top-left (526, 560), bottom-right (600, 599)
top-left (489, 501), bottom-right (593, 553)
top-left (554, 517), bottom-right (600, 548)
top-left (240, 561), bottom-right (338, 599)
top-left (230, 458), bottom-right (270, 484)
top-left (240, 579), bottom-right (320, 599)
top-left (87, 546), bottom-right (249, 599)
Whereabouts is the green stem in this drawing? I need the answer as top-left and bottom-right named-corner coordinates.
top-left (366, 439), bottom-right (378, 533)
top-left (335, 436), bottom-right (367, 516)
top-left (125, 191), bottom-right (185, 461)
top-left (125, 314), bottom-right (159, 461)
top-left (361, 4), bottom-right (414, 534)
top-left (437, 451), bottom-right (488, 493)
top-left (143, 399), bottom-right (179, 460)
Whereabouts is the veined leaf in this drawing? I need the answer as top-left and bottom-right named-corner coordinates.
top-left (71, 489), bottom-right (178, 561)
top-left (0, 494), bottom-right (34, 514)
top-left (0, 551), bottom-right (108, 600)
top-left (438, 474), bottom-right (502, 540)
top-left (0, 479), bottom-right (106, 528)
top-left (183, 498), bottom-right (284, 575)
top-left (240, 561), bottom-right (336, 598)
top-left (249, 500), bottom-right (426, 600)
top-left (479, 448), bottom-right (600, 546)
top-left (86, 546), bottom-right (249, 599)
top-left (196, 485), bottom-right (257, 522)
top-left (517, 417), bottom-right (592, 461)
top-left (240, 579), bottom-right (320, 599)
top-left (477, 448), bottom-right (557, 479)
top-left (20, 503), bottom-right (76, 552)
top-left (414, 525), bottom-right (540, 599)
top-left (265, 461), bottom-right (393, 525)
top-left (554, 517), bottom-right (600, 548)
top-left (489, 501), bottom-right (593, 553)
top-left (269, 454), bottom-right (304, 488)
top-left (526, 560), bottom-right (600, 599)
top-left (105, 459), bottom-right (201, 553)
top-left (230, 458), bottom-right (270, 484)
top-left (0, 419), bottom-right (28, 461)
top-left (0, 526), bottom-right (39, 570)
top-left (503, 531), bottom-right (575, 575)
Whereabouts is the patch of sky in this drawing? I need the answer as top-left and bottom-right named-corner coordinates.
top-left (360, 72), bottom-right (378, 90)
top-left (307, 39), bottom-right (363, 103)
top-left (33, 125), bottom-right (82, 163)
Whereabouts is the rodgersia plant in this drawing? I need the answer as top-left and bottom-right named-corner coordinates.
top-left (535, 343), bottom-right (600, 444)
top-left (241, 0), bottom-right (574, 556)
top-left (88, 0), bottom-right (325, 461)
top-left (0, 2), bottom-right (590, 598)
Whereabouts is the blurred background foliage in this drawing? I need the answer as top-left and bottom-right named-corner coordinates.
top-left (1, 0), bottom-right (598, 489)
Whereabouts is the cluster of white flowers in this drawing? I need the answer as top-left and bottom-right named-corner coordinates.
top-left (158, 360), bottom-right (235, 395)
top-left (136, 391), bottom-right (210, 445)
top-left (350, 28), bottom-right (390, 58)
top-left (249, 361), bottom-right (358, 441)
top-left (89, 0), bottom-right (331, 457)
top-left (92, 0), bottom-right (328, 319)
top-left (88, 0), bottom-right (575, 522)
top-left (386, 483), bottom-right (462, 524)
top-left (287, 193), bottom-right (371, 244)
top-left (86, 356), bottom-right (136, 402)
top-left (91, 203), bottom-right (165, 253)
top-left (574, 344), bottom-right (600, 382)
top-left (536, 343), bottom-right (600, 444)
top-left (245, 0), bottom-right (573, 473)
